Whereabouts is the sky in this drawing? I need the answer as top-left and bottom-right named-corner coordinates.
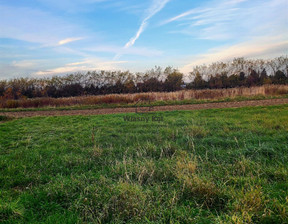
top-left (0, 0), bottom-right (287, 79)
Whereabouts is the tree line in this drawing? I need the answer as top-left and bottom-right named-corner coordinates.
top-left (0, 56), bottom-right (287, 100)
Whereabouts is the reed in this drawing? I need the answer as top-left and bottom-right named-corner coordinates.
top-left (0, 85), bottom-right (287, 109)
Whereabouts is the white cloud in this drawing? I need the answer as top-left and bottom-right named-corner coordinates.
top-left (0, 59), bottom-right (50, 79)
top-left (11, 60), bottom-right (39, 68)
top-left (126, 0), bottom-right (170, 47)
top-left (58, 37), bottom-right (84, 45)
top-left (0, 57), bottom-right (128, 78)
top-left (160, 8), bottom-right (212, 25)
top-left (161, 0), bottom-right (287, 41)
top-left (86, 45), bottom-right (163, 57)
top-left (34, 59), bottom-right (128, 76)
top-left (180, 36), bottom-right (288, 73)
top-left (158, 0), bottom-right (288, 74)
top-left (0, 5), bottom-right (80, 45)
top-left (0, 4), bottom-right (101, 48)
top-left (124, 22), bottom-right (147, 49)
top-left (115, 0), bottom-right (170, 59)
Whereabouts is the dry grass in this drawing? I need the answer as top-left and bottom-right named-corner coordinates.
top-left (0, 85), bottom-right (287, 109)
top-left (174, 151), bottom-right (225, 209)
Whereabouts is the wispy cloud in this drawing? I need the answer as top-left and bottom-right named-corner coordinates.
top-left (0, 4), bottom-right (101, 49)
top-left (161, 0), bottom-right (249, 25)
top-left (11, 60), bottom-right (39, 68)
top-left (180, 36), bottom-right (288, 73)
top-left (0, 56), bottom-right (128, 78)
top-left (160, 0), bottom-right (287, 41)
top-left (86, 45), bottom-right (163, 57)
top-left (0, 5), bottom-right (81, 45)
top-left (160, 8), bottom-right (212, 25)
top-left (58, 37), bottom-right (84, 45)
top-left (35, 59), bottom-right (128, 76)
top-left (158, 0), bottom-right (288, 74)
top-left (115, 0), bottom-right (170, 59)
top-left (0, 59), bottom-right (49, 79)
top-left (1, 0), bottom-right (287, 79)
top-left (125, 0), bottom-right (170, 47)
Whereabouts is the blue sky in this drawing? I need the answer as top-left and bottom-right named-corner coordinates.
top-left (0, 0), bottom-right (287, 79)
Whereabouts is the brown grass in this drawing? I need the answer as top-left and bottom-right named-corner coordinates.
top-left (0, 85), bottom-right (287, 109)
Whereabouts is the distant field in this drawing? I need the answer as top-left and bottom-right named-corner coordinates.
top-left (0, 105), bottom-right (288, 223)
top-left (1, 85), bottom-right (287, 110)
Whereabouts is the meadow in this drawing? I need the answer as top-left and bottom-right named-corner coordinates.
top-left (0, 105), bottom-right (288, 223)
top-left (1, 85), bottom-right (288, 110)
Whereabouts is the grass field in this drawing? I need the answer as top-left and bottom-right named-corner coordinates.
top-left (0, 105), bottom-right (288, 223)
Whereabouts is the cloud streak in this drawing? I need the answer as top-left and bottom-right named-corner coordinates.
top-left (0, 57), bottom-right (128, 78)
top-left (115, 0), bottom-right (170, 59)
top-left (161, 0), bottom-right (249, 26)
top-left (160, 8), bottom-right (212, 25)
top-left (58, 37), bottom-right (84, 45)
top-left (35, 59), bottom-right (128, 76)
top-left (1, 0), bottom-right (287, 79)
top-left (0, 5), bottom-right (83, 45)
top-left (125, 0), bottom-right (170, 47)
top-left (180, 36), bottom-right (288, 74)
top-left (159, 0), bottom-right (288, 74)
top-left (160, 0), bottom-right (287, 41)
top-left (86, 45), bottom-right (163, 57)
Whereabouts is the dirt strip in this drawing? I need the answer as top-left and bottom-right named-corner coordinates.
top-left (0, 98), bottom-right (287, 118)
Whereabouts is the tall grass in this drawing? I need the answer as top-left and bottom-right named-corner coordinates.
top-left (0, 85), bottom-right (287, 109)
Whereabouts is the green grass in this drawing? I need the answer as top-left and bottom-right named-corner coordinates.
top-left (0, 116), bottom-right (7, 121)
top-left (0, 116), bottom-right (12, 123)
top-left (0, 94), bottom-right (287, 112)
top-left (0, 105), bottom-right (287, 223)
